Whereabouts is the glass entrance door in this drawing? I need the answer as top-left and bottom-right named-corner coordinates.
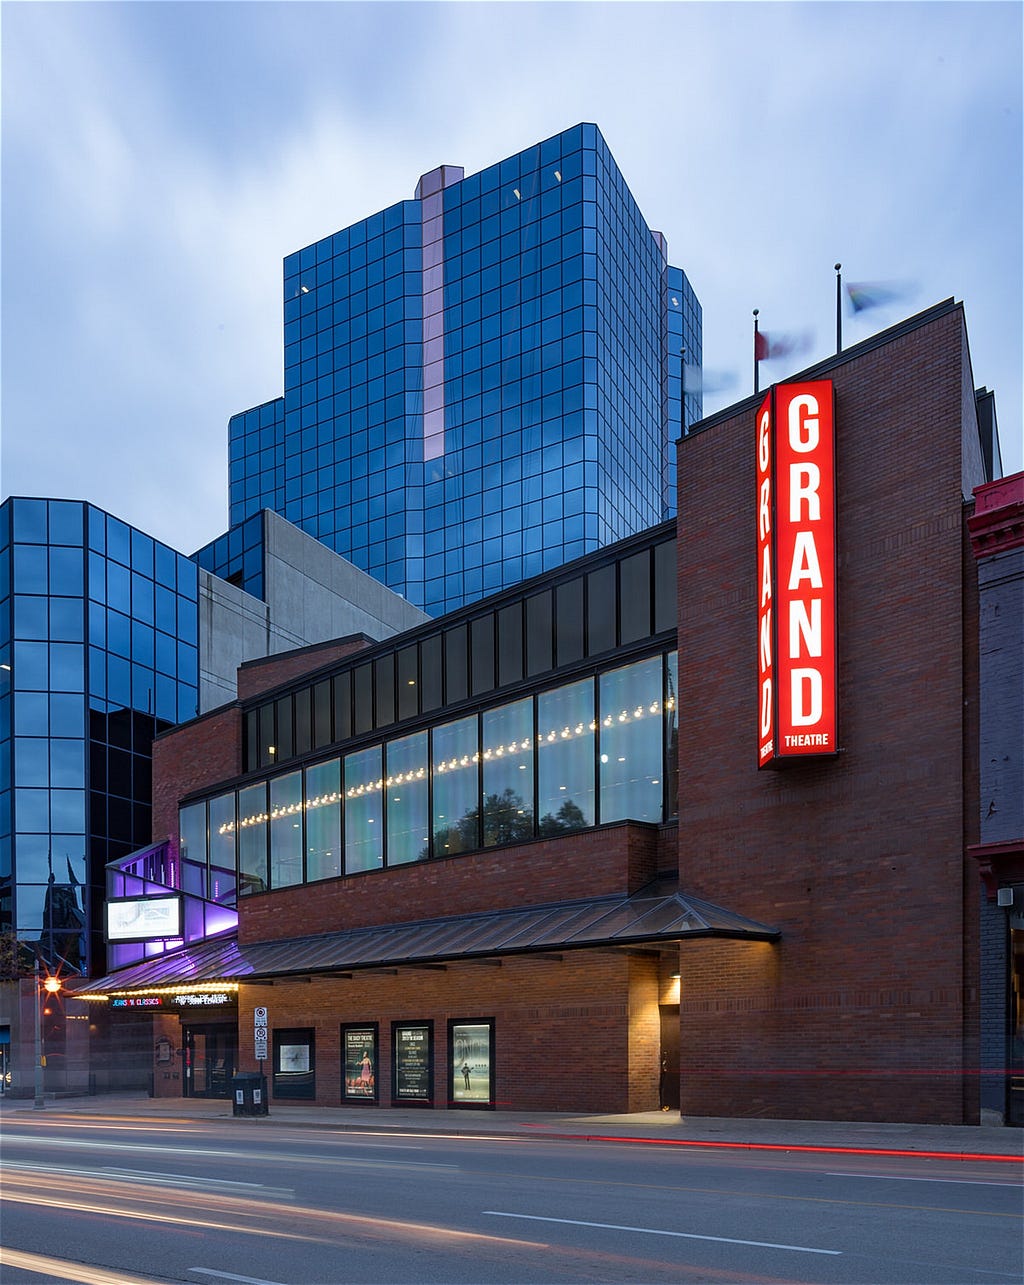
top-left (182, 1024), bottom-right (237, 1098)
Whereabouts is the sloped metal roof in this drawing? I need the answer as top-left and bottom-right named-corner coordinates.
top-left (77, 883), bottom-right (779, 996)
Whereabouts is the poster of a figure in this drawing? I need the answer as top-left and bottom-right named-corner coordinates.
top-left (343, 1026), bottom-right (377, 1100)
top-left (450, 1021), bottom-right (492, 1104)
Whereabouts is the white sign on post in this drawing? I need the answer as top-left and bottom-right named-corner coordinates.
top-left (254, 1007), bottom-right (269, 1061)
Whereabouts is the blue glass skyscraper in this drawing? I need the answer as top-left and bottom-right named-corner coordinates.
top-left (0, 497), bottom-right (200, 975)
top-left (220, 123), bottom-right (701, 616)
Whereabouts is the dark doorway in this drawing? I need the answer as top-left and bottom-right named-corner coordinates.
top-left (659, 1004), bottom-right (680, 1111)
top-left (182, 1023), bottom-right (237, 1098)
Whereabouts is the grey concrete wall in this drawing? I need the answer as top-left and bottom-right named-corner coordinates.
top-left (198, 512), bottom-right (427, 713)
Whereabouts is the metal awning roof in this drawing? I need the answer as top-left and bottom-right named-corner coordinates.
top-left (76, 882), bottom-right (779, 997)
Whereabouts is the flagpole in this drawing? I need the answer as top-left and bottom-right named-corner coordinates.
top-left (753, 309), bottom-right (760, 395)
top-left (835, 263), bottom-right (842, 353)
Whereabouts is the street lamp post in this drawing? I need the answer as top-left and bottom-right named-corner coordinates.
top-left (33, 958), bottom-right (44, 1109)
top-left (32, 961), bottom-right (61, 1110)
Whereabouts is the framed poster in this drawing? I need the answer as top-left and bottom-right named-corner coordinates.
top-left (342, 1024), bottom-right (379, 1102)
top-left (391, 1021), bottom-right (433, 1105)
top-left (272, 1028), bottom-right (315, 1099)
top-left (449, 1018), bottom-right (495, 1108)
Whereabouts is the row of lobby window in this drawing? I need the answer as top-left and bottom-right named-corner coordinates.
top-left (183, 652), bottom-right (678, 903)
top-left (244, 534), bottom-right (675, 772)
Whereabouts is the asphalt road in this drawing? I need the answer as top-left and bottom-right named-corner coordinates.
top-left (1, 1112), bottom-right (1021, 1284)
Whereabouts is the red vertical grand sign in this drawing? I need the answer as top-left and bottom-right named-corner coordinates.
top-left (757, 380), bottom-right (837, 766)
top-left (756, 392), bottom-right (775, 766)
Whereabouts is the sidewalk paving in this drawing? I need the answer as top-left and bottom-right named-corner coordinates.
top-left (3, 1091), bottom-right (1021, 1160)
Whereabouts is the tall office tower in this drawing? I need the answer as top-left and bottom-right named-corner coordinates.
top-left (215, 123), bottom-right (701, 616)
top-left (0, 497), bottom-right (201, 977)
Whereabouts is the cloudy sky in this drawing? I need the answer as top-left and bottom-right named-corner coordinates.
top-left (2, 1), bottom-right (1021, 556)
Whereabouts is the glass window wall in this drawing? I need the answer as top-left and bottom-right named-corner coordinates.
top-left (305, 758), bottom-right (341, 882)
top-left (191, 647), bottom-right (678, 903)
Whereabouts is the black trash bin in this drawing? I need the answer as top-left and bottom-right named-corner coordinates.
top-left (231, 1072), bottom-right (269, 1117)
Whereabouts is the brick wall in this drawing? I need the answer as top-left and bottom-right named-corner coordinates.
top-left (151, 706), bottom-right (241, 845)
top-left (675, 307), bottom-right (982, 1123)
top-left (237, 636), bottom-right (372, 701)
top-left (236, 950), bottom-right (662, 1113)
top-left (239, 822), bottom-right (664, 943)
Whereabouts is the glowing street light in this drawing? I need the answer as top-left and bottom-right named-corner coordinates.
top-left (33, 961), bottom-right (61, 1110)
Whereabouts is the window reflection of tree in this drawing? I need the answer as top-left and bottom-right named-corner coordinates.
top-left (425, 787), bottom-right (594, 858)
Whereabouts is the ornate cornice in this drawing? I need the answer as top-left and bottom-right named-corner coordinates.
top-left (968, 473), bottom-right (1024, 559)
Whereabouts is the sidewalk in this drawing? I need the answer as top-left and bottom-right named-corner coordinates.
top-left (3, 1091), bottom-right (1021, 1161)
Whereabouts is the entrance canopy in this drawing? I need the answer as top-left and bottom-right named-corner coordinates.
top-left (77, 881), bottom-right (779, 997)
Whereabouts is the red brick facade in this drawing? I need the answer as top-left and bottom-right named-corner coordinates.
top-left (239, 821), bottom-right (672, 944)
top-left (675, 305), bottom-right (984, 1122)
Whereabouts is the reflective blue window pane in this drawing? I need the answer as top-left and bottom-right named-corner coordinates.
top-left (49, 546), bottom-right (83, 597)
top-left (47, 501), bottom-right (83, 547)
top-left (107, 560), bottom-right (130, 608)
top-left (155, 543), bottom-right (176, 587)
top-left (50, 597), bottom-right (84, 642)
top-left (177, 598), bottom-right (198, 646)
top-left (155, 674), bottom-right (177, 723)
top-left (131, 621), bottom-right (154, 669)
top-left (131, 529), bottom-right (154, 577)
top-left (50, 643), bottom-right (84, 693)
top-left (537, 678), bottom-right (594, 831)
top-left (50, 739), bottom-right (85, 788)
top-left (107, 654), bottom-right (131, 707)
top-left (13, 642), bottom-right (48, 690)
top-left (15, 692), bottom-right (48, 735)
top-left (177, 685), bottom-right (197, 724)
top-left (107, 611), bottom-right (130, 658)
top-left (13, 545), bottom-right (47, 594)
top-left (155, 631), bottom-right (176, 677)
top-left (12, 499), bottom-right (47, 543)
top-left (50, 693), bottom-right (84, 737)
top-left (107, 517), bottom-right (130, 566)
top-left (50, 788), bottom-right (85, 832)
top-left (87, 505), bottom-right (105, 554)
top-left (13, 596), bottom-right (48, 640)
top-left (14, 738), bottom-right (49, 787)
top-left (15, 787), bottom-right (49, 830)
top-left (345, 745), bottom-right (383, 873)
top-left (132, 574), bottom-right (154, 624)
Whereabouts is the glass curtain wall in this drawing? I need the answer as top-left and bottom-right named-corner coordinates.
top-left (1, 498), bottom-right (198, 974)
top-left (191, 652), bottom-right (674, 902)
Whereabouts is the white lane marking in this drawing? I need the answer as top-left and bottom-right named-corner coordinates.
top-left (483, 1211), bottom-right (841, 1255)
top-left (826, 1171), bottom-right (1023, 1188)
top-left (190, 1272), bottom-right (288, 1285)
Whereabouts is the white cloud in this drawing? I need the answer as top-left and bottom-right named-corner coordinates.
top-left (2, 0), bottom-right (1020, 561)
